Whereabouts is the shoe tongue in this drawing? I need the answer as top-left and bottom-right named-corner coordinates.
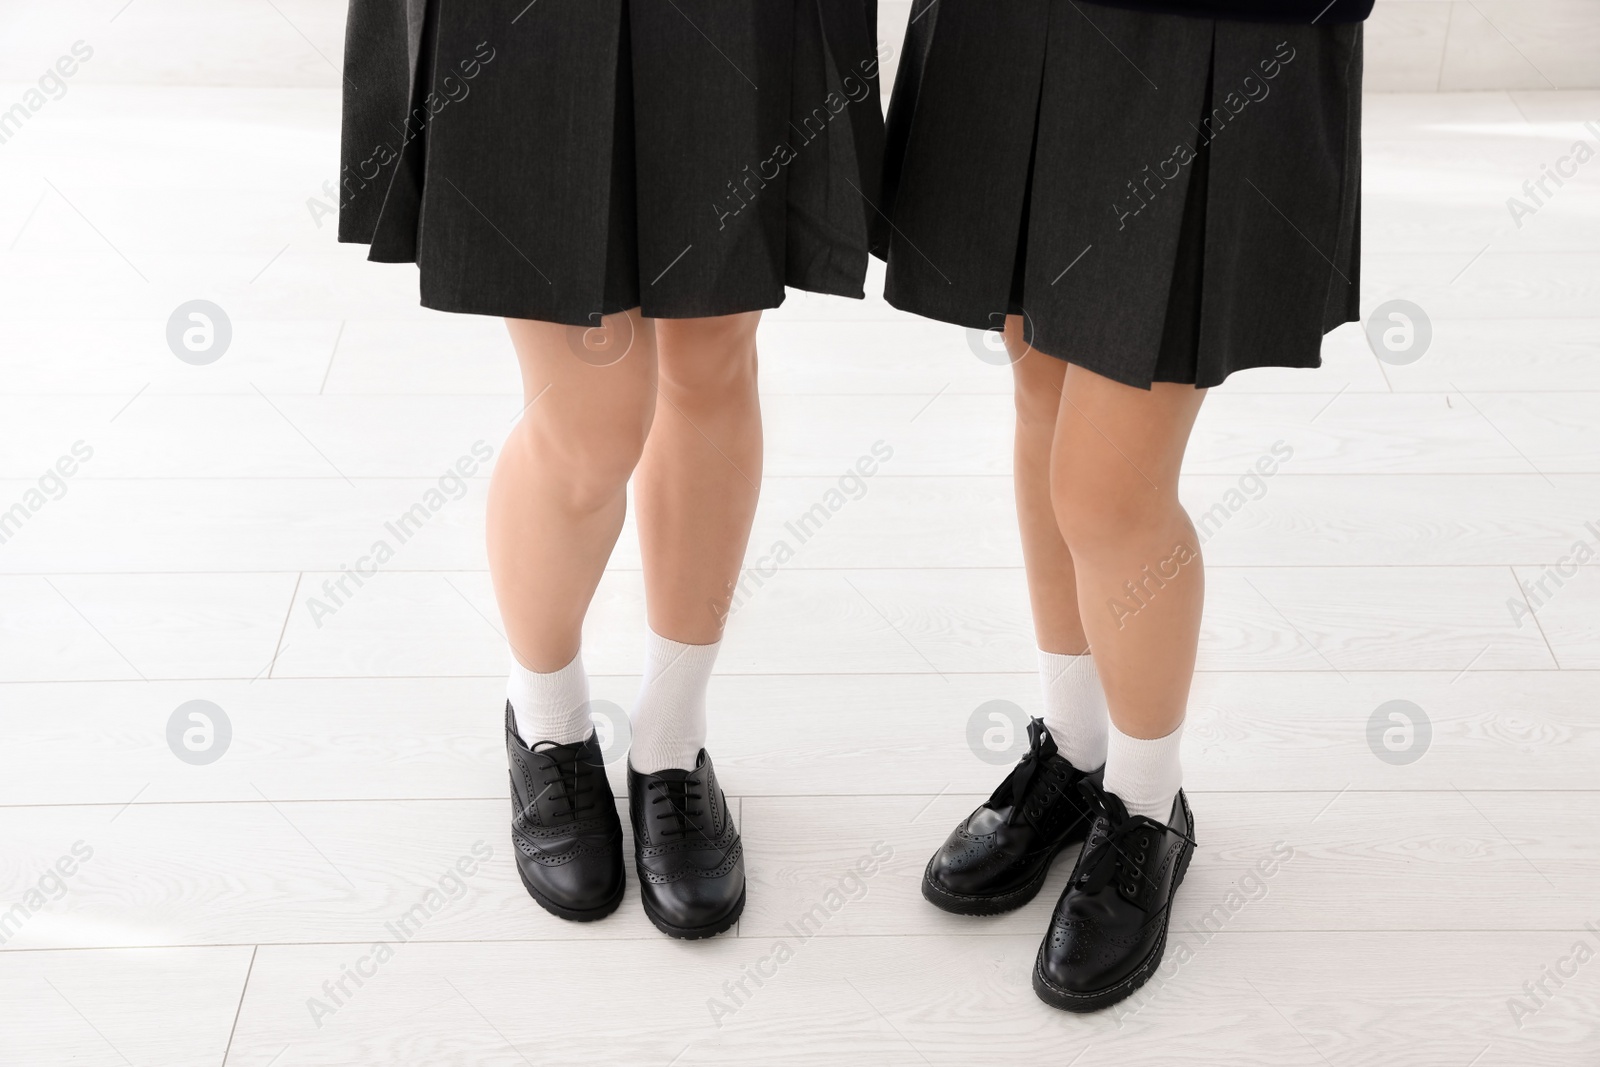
top-left (530, 735), bottom-right (590, 756)
top-left (1098, 791), bottom-right (1178, 832)
top-left (650, 767), bottom-right (693, 782)
top-left (1098, 788), bottom-right (1131, 824)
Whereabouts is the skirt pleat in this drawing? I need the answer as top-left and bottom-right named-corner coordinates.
top-left (787, 0), bottom-right (887, 296)
top-left (339, 0), bottom-right (885, 325)
top-left (878, 0), bottom-right (1363, 389)
top-left (878, 0), bottom-right (1051, 325)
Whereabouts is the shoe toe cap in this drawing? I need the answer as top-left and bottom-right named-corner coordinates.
top-left (927, 847), bottom-right (987, 895)
top-left (1039, 918), bottom-right (1148, 994)
top-left (928, 824), bottom-right (1016, 896)
top-left (642, 864), bottom-right (745, 932)
top-left (522, 846), bottom-right (623, 912)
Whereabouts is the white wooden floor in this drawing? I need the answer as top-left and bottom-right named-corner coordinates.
top-left (3, 36), bottom-right (1600, 1067)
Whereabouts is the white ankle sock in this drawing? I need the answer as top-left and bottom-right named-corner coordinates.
top-left (1103, 719), bottom-right (1185, 824)
top-left (1038, 649), bottom-right (1109, 771)
top-left (507, 650), bottom-right (593, 746)
top-left (629, 629), bottom-right (720, 774)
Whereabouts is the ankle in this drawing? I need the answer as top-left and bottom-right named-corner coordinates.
top-left (1103, 719), bottom-right (1184, 824)
top-left (629, 629), bottom-right (720, 774)
top-left (507, 649), bottom-right (593, 746)
top-left (1038, 649), bottom-right (1109, 771)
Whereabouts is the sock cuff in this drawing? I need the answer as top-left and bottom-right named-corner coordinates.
top-left (631, 630), bottom-right (719, 774)
top-left (644, 629), bottom-right (722, 677)
top-left (1038, 648), bottom-right (1097, 684)
top-left (1036, 648), bottom-right (1109, 771)
top-left (509, 648), bottom-right (587, 700)
top-left (507, 648), bottom-right (592, 747)
top-left (1104, 719), bottom-right (1185, 819)
top-left (1107, 720), bottom-right (1183, 749)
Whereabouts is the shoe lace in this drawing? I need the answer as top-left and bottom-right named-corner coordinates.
top-left (1072, 781), bottom-right (1197, 904)
top-left (650, 777), bottom-right (705, 840)
top-left (995, 717), bottom-right (1062, 827)
top-left (534, 744), bottom-right (600, 821)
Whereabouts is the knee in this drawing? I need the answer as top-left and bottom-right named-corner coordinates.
top-left (1013, 359), bottom-right (1062, 432)
top-left (519, 402), bottom-right (652, 514)
top-left (1050, 452), bottom-right (1173, 560)
top-left (655, 317), bottom-right (759, 406)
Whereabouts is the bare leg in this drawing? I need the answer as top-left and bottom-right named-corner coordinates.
top-left (1048, 364), bottom-right (1207, 741)
top-left (1007, 318), bottom-right (1089, 657)
top-left (1030, 365), bottom-right (1206, 1004)
top-left (634, 312), bottom-right (763, 643)
top-left (488, 310), bottom-right (658, 672)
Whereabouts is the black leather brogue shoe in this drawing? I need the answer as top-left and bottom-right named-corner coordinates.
top-left (923, 718), bottom-right (1100, 915)
top-left (628, 750), bottom-right (745, 939)
top-left (505, 703), bottom-right (625, 921)
top-left (1033, 784), bottom-right (1197, 1012)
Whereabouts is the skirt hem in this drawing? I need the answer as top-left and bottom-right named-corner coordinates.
top-left (883, 286), bottom-right (1341, 391)
top-left (382, 266), bottom-right (870, 325)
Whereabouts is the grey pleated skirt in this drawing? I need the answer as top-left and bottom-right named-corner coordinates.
top-left (875, 0), bottom-right (1363, 389)
top-left (339, 0), bottom-right (886, 325)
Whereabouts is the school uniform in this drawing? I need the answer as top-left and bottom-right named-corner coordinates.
top-left (339, 0), bottom-right (886, 325)
top-left (876, 0), bottom-right (1371, 388)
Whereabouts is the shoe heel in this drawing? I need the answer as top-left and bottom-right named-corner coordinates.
top-left (1174, 841), bottom-right (1193, 890)
top-left (1173, 794), bottom-right (1196, 890)
top-left (1173, 818), bottom-right (1195, 891)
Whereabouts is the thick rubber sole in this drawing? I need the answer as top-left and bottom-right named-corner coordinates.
top-left (920, 834), bottom-right (1081, 917)
top-left (1031, 838), bottom-right (1194, 1013)
top-left (516, 860), bottom-right (626, 923)
top-left (639, 878), bottom-right (746, 940)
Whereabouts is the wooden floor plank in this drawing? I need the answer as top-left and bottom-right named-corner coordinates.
top-left (0, 946), bottom-right (254, 1067)
top-left (1, 792), bottom-right (1594, 950)
top-left (2, 669), bottom-right (1596, 805)
top-left (219, 934), bottom-right (1600, 1067)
